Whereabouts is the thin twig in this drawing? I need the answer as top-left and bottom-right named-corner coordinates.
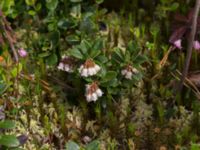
top-left (0, 9), bottom-right (18, 62)
top-left (178, 0), bottom-right (200, 93)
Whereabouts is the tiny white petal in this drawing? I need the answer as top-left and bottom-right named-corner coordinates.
top-left (94, 64), bottom-right (101, 72)
top-left (121, 69), bottom-right (127, 75)
top-left (58, 63), bottom-right (64, 70)
top-left (91, 67), bottom-right (97, 75)
top-left (86, 94), bottom-right (92, 102)
top-left (64, 65), bottom-right (70, 72)
top-left (96, 89), bottom-right (103, 97)
top-left (125, 71), bottom-right (132, 79)
top-left (91, 93), bottom-right (98, 101)
top-left (81, 68), bottom-right (88, 77)
top-left (88, 68), bottom-right (94, 76)
top-left (86, 84), bottom-right (90, 91)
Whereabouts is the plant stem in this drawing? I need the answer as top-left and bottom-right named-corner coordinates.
top-left (178, 0), bottom-right (200, 93)
top-left (0, 9), bottom-right (19, 62)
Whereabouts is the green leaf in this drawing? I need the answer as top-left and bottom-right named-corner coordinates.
top-left (95, 0), bottom-right (104, 4)
top-left (127, 41), bottom-right (139, 54)
top-left (58, 19), bottom-right (77, 30)
top-left (65, 141), bottom-right (80, 150)
top-left (101, 71), bottom-right (117, 83)
top-left (66, 35), bottom-right (80, 45)
top-left (25, 0), bottom-right (36, 6)
top-left (96, 55), bottom-right (108, 63)
top-left (85, 140), bottom-right (100, 150)
top-left (80, 40), bottom-right (91, 54)
top-left (28, 10), bottom-right (36, 16)
top-left (68, 48), bottom-right (84, 59)
top-left (70, 0), bottom-right (82, 2)
top-left (35, 3), bottom-right (42, 11)
top-left (0, 120), bottom-right (15, 129)
top-left (133, 55), bottom-right (148, 65)
top-left (70, 4), bottom-right (81, 18)
top-left (46, 0), bottom-right (58, 11)
top-left (170, 2), bottom-right (179, 11)
top-left (90, 49), bottom-right (101, 59)
top-left (191, 143), bottom-right (200, 150)
top-left (0, 135), bottom-right (20, 147)
top-left (38, 52), bottom-right (51, 58)
top-left (11, 63), bottom-right (23, 77)
top-left (93, 39), bottom-right (103, 51)
top-left (0, 83), bottom-right (8, 95)
top-left (46, 53), bottom-right (58, 65)
top-left (49, 30), bottom-right (60, 46)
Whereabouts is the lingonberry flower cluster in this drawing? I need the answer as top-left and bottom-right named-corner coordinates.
top-left (121, 65), bottom-right (139, 80)
top-left (79, 59), bottom-right (101, 77)
top-left (85, 82), bottom-right (103, 102)
top-left (57, 55), bottom-right (74, 72)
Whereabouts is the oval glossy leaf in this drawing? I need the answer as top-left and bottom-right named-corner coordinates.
top-left (0, 135), bottom-right (20, 147)
top-left (101, 71), bottom-right (117, 83)
top-left (85, 140), bottom-right (100, 150)
top-left (46, 0), bottom-right (58, 11)
top-left (66, 141), bottom-right (80, 150)
top-left (49, 30), bottom-right (60, 46)
top-left (68, 48), bottom-right (83, 59)
top-left (46, 53), bottom-right (58, 65)
top-left (0, 120), bottom-right (15, 129)
top-left (66, 35), bottom-right (80, 45)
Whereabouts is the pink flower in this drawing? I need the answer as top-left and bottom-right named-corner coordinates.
top-left (18, 48), bottom-right (27, 57)
top-left (193, 40), bottom-right (200, 50)
top-left (173, 39), bottom-right (182, 49)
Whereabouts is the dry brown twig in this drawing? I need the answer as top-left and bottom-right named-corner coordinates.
top-left (0, 9), bottom-right (18, 62)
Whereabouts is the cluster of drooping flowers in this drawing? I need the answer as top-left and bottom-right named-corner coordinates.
top-left (57, 55), bottom-right (74, 72)
top-left (85, 82), bottom-right (103, 102)
top-left (79, 59), bottom-right (101, 77)
top-left (121, 65), bottom-right (139, 80)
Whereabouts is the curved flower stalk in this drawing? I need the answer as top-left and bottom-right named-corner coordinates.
top-left (121, 65), bottom-right (139, 80)
top-left (79, 59), bottom-right (101, 77)
top-left (85, 82), bottom-right (103, 102)
top-left (57, 55), bottom-right (75, 72)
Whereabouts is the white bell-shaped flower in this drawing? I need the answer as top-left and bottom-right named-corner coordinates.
top-left (85, 82), bottom-right (103, 102)
top-left (79, 59), bottom-right (101, 77)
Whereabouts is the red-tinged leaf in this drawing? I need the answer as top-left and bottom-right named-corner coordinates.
top-left (169, 26), bottom-right (188, 43)
top-left (174, 13), bottom-right (187, 23)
